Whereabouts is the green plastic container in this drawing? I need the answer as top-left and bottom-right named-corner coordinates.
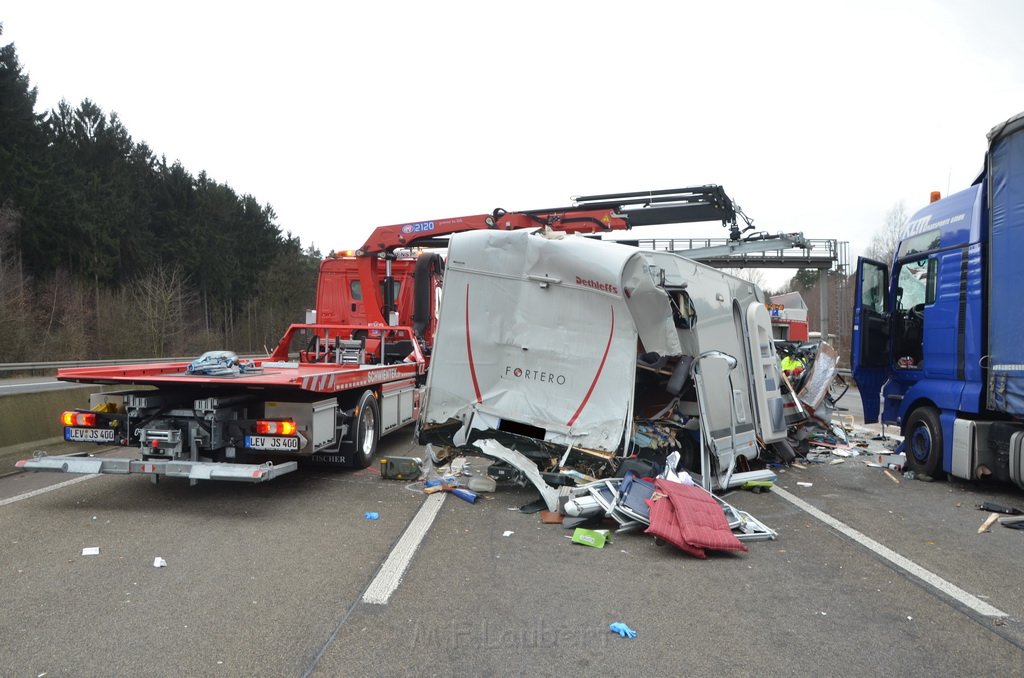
top-left (379, 456), bottom-right (422, 480)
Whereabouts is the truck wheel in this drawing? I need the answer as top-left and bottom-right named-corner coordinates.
top-left (347, 390), bottom-right (379, 469)
top-left (904, 407), bottom-right (943, 476)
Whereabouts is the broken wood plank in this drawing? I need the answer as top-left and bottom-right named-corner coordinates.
top-left (978, 512), bottom-right (1000, 534)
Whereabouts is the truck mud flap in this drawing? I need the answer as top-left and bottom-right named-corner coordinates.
top-left (16, 454), bottom-right (298, 483)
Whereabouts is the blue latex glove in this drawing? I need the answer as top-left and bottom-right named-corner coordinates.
top-left (609, 622), bottom-right (637, 638)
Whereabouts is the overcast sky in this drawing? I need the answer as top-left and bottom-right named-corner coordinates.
top-left (3, 1), bottom-right (1023, 288)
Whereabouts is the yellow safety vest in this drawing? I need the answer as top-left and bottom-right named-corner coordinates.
top-left (780, 355), bottom-right (803, 373)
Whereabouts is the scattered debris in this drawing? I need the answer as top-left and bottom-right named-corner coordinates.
top-left (978, 512), bottom-right (1000, 533)
top-left (153, 557), bottom-right (167, 568)
top-left (539, 511), bottom-right (563, 525)
top-left (883, 469), bottom-right (901, 484)
top-left (364, 512), bottom-right (380, 520)
top-left (467, 476), bottom-right (496, 493)
top-left (450, 488), bottom-right (478, 504)
top-left (572, 528), bottom-right (610, 549)
top-left (379, 456), bottom-right (423, 480)
top-left (742, 480), bottom-right (774, 493)
top-left (796, 482), bottom-right (813, 488)
top-left (518, 499), bottom-right (547, 514)
top-left (877, 453), bottom-right (905, 469)
top-left (186, 350), bottom-right (261, 376)
top-left (609, 622), bottom-right (637, 638)
top-left (502, 530), bottom-right (514, 537)
top-left (977, 501), bottom-right (1024, 515)
top-left (81, 547), bottom-right (100, 556)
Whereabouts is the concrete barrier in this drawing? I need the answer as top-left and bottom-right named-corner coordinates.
top-left (0, 387), bottom-right (97, 477)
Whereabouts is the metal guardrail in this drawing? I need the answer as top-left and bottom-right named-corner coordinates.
top-left (0, 358), bottom-right (190, 373)
top-left (0, 356), bottom-right (263, 374)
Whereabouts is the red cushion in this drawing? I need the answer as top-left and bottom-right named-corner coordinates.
top-left (645, 496), bottom-right (707, 559)
top-left (649, 479), bottom-right (747, 555)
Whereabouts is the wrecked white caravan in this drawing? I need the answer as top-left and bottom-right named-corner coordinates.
top-left (416, 229), bottom-right (790, 510)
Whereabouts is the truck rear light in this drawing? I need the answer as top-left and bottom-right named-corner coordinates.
top-left (62, 411), bottom-right (97, 427)
top-left (256, 420), bottom-right (297, 436)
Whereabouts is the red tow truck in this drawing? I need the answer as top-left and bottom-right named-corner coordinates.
top-left (18, 186), bottom-right (747, 482)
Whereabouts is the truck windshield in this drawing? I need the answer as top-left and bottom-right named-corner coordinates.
top-left (896, 260), bottom-right (928, 309)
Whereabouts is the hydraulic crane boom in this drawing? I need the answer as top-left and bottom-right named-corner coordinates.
top-left (356, 185), bottom-right (747, 256)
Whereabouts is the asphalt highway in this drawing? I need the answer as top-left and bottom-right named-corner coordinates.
top-left (3, 394), bottom-right (1024, 676)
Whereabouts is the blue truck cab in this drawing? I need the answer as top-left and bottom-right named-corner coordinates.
top-left (852, 111), bottom-right (1024, 488)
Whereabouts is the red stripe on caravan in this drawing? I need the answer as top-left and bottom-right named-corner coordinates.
top-left (465, 285), bottom-right (482, 403)
top-left (567, 306), bottom-right (615, 427)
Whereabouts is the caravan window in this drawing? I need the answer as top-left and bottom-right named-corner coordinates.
top-left (671, 290), bottom-right (697, 328)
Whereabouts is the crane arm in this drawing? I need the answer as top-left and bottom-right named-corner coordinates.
top-left (355, 185), bottom-right (744, 256)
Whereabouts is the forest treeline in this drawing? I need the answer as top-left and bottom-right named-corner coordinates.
top-left (0, 26), bottom-right (320, 362)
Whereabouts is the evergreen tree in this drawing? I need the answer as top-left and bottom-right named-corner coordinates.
top-left (0, 29), bottom-right (320, 360)
top-left (0, 25), bottom-right (49, 245)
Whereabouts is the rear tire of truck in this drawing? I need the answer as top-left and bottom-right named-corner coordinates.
top-left (904, 406), bottom-right (943, 477)
top-left (347, 390), bottom-right (379, 469)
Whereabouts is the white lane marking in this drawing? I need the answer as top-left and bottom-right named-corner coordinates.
top-left (0, 474), bottom-right (99, 507)
top-left (362, 492), bottom-right (446, 605)
top-left (772, 485), bottom-right (1007, 617)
